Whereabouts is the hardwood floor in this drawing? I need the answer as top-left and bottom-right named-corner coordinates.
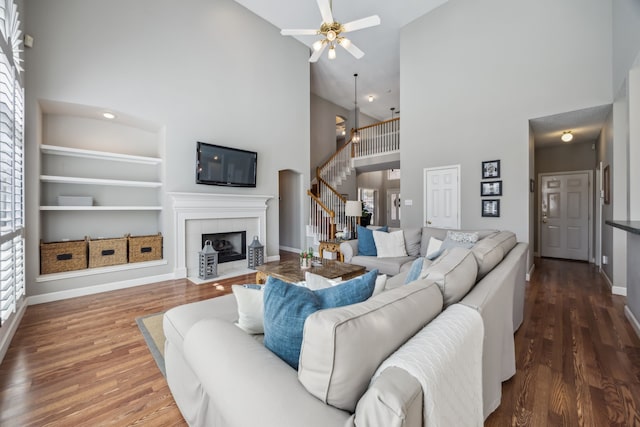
top-left (1, 255), bottom-right (639, 426)
top-left (486, 258), bottom-right (640, 426)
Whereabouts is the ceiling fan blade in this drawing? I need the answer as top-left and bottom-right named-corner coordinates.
top-left (281, 29), bottom-right (318, 36)
top-left (342, 15), bottom-right (381, 33)
top-left (316, 0), bottom-right (334, 24)
top-left (339, 38), bottom-right (364, 59)
top-left (309, 43), bottom-right (327, 62)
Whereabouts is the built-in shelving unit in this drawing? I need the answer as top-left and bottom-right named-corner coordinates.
top-left (38, 107), bottom-right (165, 281)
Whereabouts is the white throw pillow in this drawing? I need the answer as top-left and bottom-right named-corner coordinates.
top-left (232, 285), bottom-right (264, 334)
top-left (304, 271), bottom-right (343, 290)
top-left (373, 230), bottom-right (408, 258)
top-left (426, 237), bottom-right (443, 258)
top-left (372, 274), bottom-right (387, 296)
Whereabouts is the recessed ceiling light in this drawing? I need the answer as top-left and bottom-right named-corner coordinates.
top-left (561, 131), bottom-right (573, 142)
top-left (103, 112), bottom-right (116, 120)
top-left (368, 95), bottom-right (374, 102)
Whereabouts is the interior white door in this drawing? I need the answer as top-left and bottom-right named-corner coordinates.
top-left (540, 172), bottom-right (589, 261)
top-left (387, 188), bottom-right (401, 227)
top-left (424, 166), bottom-right (460, 229)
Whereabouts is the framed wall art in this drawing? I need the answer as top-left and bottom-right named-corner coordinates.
top-left (482, 160), bottom-right (500, 179)
top-left (480, 180), bottom-right (502, 197)
top-left (482, 199), bottom-right (500, 217)
top-left (603, 165), bottom-right (610, 205)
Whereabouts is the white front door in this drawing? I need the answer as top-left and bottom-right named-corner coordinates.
top-left (539, 172), bottom-right (590, 261)
top-left (387, 188), bottom-right (401, 227)
top-left (424, 165), bottom-right (460, 229)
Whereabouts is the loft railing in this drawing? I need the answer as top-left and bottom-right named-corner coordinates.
top-left (308, 118), bottom-right (400, 243)
top-left (352, 117), bottom-right (400, 158)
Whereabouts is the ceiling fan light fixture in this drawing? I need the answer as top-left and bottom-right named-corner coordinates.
top-left (326, 30), bottom-right (337, 41)
top-left (328, 45), bottom-right (336, 59)
top-left (561, 131), bottom-right (573, 142)
top-left (312, 40), bottom-right (324, 51)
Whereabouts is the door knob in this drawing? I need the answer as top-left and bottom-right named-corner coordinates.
top-left (427, 220), bottom-right (432, 225)
top-left (542, 215), bottom-right (548, 224)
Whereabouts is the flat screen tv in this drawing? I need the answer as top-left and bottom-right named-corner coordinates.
top-left (196, 142), bottom-right (257, 187)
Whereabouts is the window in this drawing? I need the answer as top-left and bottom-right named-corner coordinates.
top-left (0, 0), bottom-right (24, 327)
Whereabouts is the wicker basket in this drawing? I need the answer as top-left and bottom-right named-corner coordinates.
top-left (128, 233), bottom-right (163, 263)
top-left (88, 236), bottom-right (128, 268)
top-left (40, 239), bottom-right (88, 274)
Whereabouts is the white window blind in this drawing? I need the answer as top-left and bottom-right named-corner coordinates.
top-left (0, 0), bottom-right (24, 327)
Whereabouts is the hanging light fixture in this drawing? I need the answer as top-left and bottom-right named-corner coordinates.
top-left (561, 131), bottom-right (573, 142)
top-left (352, 73), bottom-right (361, 144)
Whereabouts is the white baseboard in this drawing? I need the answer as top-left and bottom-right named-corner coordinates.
top-left (625, 306), bottom-right (640, 340)
top-left (600, 270), bottom-right (627, 296)
top-left (27, 272), bottom-right (175, 305)
top-left (279, 246), bottom-right (301, 253)
top-left (526, 263), bottom-right (535, 281)
top-left (0, 300), bottom-right (27, 364)
top-left (612, 286), bottom-right (627, 296)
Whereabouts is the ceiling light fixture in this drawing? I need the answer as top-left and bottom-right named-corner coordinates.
top-left (352, 73), bottom-right (361, 144)
top-left (368, 95), bottom-right (374, 102)
top-left (561, 131), bottom-right (573, 142)
top-left (328, 44), bottom-right (336, 60)
top-left (103, 112), bottom-right (116, 120)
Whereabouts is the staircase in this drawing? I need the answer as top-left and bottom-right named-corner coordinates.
top-left (307, 118), bottom-right (400, 247)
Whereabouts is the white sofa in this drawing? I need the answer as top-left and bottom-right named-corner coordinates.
top-left (164, 229), bottom-right (528, 426)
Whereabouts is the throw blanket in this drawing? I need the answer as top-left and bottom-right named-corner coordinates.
top-left (372, 304), bottom-right (484, 427)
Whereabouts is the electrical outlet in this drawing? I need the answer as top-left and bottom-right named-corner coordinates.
top-left (602, 255), bottom-right (608, 265)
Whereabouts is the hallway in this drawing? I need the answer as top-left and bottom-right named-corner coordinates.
top-left (487, 258), bottom-right (640, 426)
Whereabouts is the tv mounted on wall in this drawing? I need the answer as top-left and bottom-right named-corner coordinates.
top-left (196, 142), bottom-right (257, 187)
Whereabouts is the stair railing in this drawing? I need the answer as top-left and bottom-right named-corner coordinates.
top-left (307, 190), bottom-right (336, 244)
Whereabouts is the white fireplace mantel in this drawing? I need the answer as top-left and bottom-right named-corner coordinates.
top-left (169, 192), bottom-right (272, 278)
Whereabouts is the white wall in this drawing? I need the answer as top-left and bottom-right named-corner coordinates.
top-left (24, 0), bottom-right (310, 296)
top-left (310, 94), bottom-right (349, 179)
top-left (400, 0), bottom-right (612, 254)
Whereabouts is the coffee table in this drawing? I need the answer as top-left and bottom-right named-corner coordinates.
top-left (255, 258), bottom-right (366, 284)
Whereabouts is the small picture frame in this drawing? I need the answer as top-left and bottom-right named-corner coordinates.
top-left (482, 199), bottom-right (500, 217)
top-left (603, 165), bottom-right (610, 205)
top-left (481, 180), bottom-right (502, 197)
top-left (482, 160), bottom-right (500, 179)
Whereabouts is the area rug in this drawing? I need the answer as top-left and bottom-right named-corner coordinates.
top-left (136, 312), bottom-right (166, 377)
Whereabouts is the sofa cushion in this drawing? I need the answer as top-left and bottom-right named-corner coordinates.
top-left (304, 271), bottom-right (343, 290)
top-left (421, 247), bottom-right (478, 307)
top-left (357, 225), bottom-right (388, 256)
top-left (232, 284), bottom-right (264, 334)
top-left (425, 237), bottom-right (443, 259)
top-left (263, 270), bottom-right (377, 369)
top-left (350, 255), bottom-right (416, 276)
top-left (298, 279), bottom-right (443, 412)
top-left (373, 229), bottom-right (408, 258)
top-left (471, 238), bottom-right (505, 280)
top-left (490, 230), bottom-right (517, 255)
top-left (390, 227), bottom-right (422, 256)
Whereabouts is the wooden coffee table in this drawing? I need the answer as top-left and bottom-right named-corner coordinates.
top-left (255, 258), bottom-right (366, 284)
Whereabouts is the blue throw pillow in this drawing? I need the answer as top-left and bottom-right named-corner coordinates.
top-left (357, 225), bottom-right (388, 256)
top-left (263, 269), bottom-right (378, 369)
top-left (404, 257), bottom-right (424, 284)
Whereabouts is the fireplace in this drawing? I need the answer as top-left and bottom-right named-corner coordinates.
top-left (202, 231), bottom-right (246, 264)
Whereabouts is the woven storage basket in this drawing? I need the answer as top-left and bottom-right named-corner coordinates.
top-left (88, 236), bottom-right (128, 268)
top-left (128, 233), bottom-right (163, 263)
top-left (40, 239), bottom-right (88, 274)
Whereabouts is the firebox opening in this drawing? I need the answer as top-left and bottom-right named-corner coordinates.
top-left (201, 231), bottom-right (246, 263)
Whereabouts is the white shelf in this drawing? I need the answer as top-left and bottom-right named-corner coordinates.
top-left (40, 175), bottom-right (163, 188)
top-left (41, 144), bottom-right (162, 165)
top-left (40, 206), bottom-right (163, 211)
top-left (35, 259), bottom-right (168, 282)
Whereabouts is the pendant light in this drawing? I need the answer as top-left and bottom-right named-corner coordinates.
top-left (352, 73), bottom-right (361, 144)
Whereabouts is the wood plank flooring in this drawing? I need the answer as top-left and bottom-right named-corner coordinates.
top-left (0, 255), bottom-right (639, 426)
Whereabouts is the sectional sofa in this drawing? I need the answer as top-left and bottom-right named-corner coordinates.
top-left (163, 227), bottom-right (528, 426)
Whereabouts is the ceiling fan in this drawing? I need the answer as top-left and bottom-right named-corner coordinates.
top-left (280, 0), bottom-right (381, 62)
